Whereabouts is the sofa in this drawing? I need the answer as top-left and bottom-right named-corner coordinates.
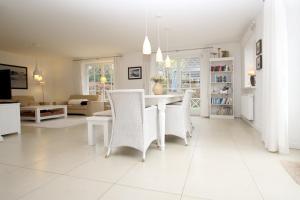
top-left (67, 94), bottom-right (104, 116)
top-left (12, 95), bottom-right (39, 107)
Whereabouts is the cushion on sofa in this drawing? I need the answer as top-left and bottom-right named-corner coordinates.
top-left (69, 95), bottom-right (100, 101)
top-left (68, 99), bottom-right (89, 105)
top-left (12, 96), bottom-right (38, 107)
top-left (67, 104), bottom-right (88, 110)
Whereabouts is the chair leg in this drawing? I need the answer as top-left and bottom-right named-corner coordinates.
top-left (188, 130), bottom-right (192, 137)
top-left (184, 137), bottom-right (188, 146)
top-left (105, 147), bottom-right (111, 158)
top-left (142, 151), bottom-right (146, 162)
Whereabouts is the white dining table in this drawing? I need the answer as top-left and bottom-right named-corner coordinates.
top-left (145, 94), bottom-right (183, 150)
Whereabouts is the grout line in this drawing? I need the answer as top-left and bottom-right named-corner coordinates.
top-left (229, 123), bottom-right (265, 200)
top-left (15, 173), bottom-right (61, 200)
top-left (115, 182), bottom-right (181, 196)
top-left (96, 159), bottom-right (139, 200)
top-left (179, 127), bottom-right (200, 200)
top-left (0, 161), bottom-right (63, 175)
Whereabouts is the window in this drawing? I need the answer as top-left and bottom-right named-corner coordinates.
top-left (86, 62), bottom-right (114, 101)
top-left (159, 56), bottom-right (201, 115)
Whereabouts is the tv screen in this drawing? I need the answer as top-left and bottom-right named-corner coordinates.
top-left (0, 70), bottom-right (12, 99)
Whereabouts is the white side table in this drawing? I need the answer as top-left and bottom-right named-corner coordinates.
top-left (86, 116), bottom-right (112, 147)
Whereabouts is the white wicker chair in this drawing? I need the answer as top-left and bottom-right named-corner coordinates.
top-left (106, 89), bottom-right (158, 161)
top-left (165, 90), bottom-right (194, 145)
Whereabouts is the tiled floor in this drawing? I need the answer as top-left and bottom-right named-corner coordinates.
top-left (0, 117), bottom-right (300, 200)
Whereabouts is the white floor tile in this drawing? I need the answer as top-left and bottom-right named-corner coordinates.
top-left (100, 185), bottom-right (180, 200)
top-left (68, 148), bottom-right (139, 182)
top-left (0, 167), bottom-right (56, 200)
top-left (118, 144), bottom-right (193, 194)
top-left (19, 175), bottom-right (112, 200)
top-left (0, 117), bottom-right (299, 200)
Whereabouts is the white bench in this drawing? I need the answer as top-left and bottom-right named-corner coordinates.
top-left (86, 115), bottom-right (112, 147)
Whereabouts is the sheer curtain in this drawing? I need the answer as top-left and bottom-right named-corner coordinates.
top-left (262, 0), bottom-right (289, 153)
top-left (200, 49), bottom-right (210, 117)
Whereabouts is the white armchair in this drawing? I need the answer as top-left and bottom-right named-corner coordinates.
top-left (165, 90), bottom-right (194, 145)
top-left (106, 89), bottom-right (158, 161)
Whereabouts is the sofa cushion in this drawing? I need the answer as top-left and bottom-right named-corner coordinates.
top-left (69, 94), bottom-right (100, 101)
top-left (12, 95), bottom-right (38, 107)
top-left (68, 99), bottom-right (89, 105)
top-left (67, 104), bottom-right (88, 110)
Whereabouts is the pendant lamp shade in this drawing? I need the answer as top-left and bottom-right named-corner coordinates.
top-left (143, 36), bottom-right (152, 55)
top-left (156, 47), bottom-right (163, 62)
top-left (33, 64), bottom-right (43, 82)
top-left (165, 55), bottom-right (171, 68)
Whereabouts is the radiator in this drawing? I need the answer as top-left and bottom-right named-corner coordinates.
top-left (241, 94), bottom-right (254, 120)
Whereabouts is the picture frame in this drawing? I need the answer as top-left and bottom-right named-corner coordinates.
top-left (128, 66), bottom-right (142, 80)
top-left (0, 63), bottom-right (28, 89)
top-left (256, 55), bottom-right (263, 70)
top-left (256, 39), bottom-right (262, 55)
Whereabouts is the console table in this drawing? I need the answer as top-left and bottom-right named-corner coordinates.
top-left (0, 103), bottom-right (21, 141)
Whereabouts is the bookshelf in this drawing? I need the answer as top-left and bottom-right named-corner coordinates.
top-left (209, 57), bottom-right (234, 119)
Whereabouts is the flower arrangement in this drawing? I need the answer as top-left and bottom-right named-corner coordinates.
top-left (151, 75), bottom-right (165, 83)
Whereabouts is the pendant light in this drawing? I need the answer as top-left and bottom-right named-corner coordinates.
top-left (156, 16), bottom-right (163, 62)
top-left (165, 28), bottom-right (171, 68)
top-left (33, 58), bottom-right (43, 82)
top-left (142, 4), bottom-right (151, 54)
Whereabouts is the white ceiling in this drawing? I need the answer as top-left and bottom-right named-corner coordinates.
top-left (0, 0), bottom-right (263, 58)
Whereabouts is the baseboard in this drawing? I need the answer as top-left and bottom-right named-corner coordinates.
top-left (289, 142), bottom-right (300, 150)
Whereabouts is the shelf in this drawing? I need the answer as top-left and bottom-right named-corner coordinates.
top-left (210, 82), bottom-right (232, 84)
top-left (211, 104), bottom-right (233, 106)
top-left (209, 56), bottom-right (234, 119)
top-left (211, 93), bottom-right (232, 95)
top-left (210, 71), bottom-right (232, 73)
top-left (209, 57), bottom-right (234, 62)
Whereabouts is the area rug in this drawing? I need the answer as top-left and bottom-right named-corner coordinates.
top-left (281, 160), bottom-right (300, 185)
top-left (22, 116), bottom-right (87, 128)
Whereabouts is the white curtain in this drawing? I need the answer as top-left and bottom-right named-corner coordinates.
top-left (80, 61), bottom-right (89, 94)
top-left (113, 56), bottom-right (120, 89)
top-left (200, 49), bottom-right (210, 117)
top-left (262, 0), bottom-right (289, 153)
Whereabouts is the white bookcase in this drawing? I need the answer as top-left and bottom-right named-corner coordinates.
top-left (209, 57), bottom-right (234, 119)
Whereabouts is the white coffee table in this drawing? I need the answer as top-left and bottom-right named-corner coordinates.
top-left (21, 105), bottom-right (67, 123)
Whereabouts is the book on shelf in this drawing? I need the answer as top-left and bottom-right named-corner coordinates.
top-left (211, 97), bottom-right (232, 105)
top-left (210, 64), bottom-right (231, 72)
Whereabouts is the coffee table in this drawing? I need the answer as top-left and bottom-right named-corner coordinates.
top-left (21, 105), bottom-right (67, 123)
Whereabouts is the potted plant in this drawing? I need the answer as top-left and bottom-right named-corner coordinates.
top-left (151, 75), bottom-right (165, 95)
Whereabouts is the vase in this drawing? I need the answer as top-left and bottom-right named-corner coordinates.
top-left (152, 82), bottom-right (163, 95)
top-left (250, 75), bottom-right (256, 87)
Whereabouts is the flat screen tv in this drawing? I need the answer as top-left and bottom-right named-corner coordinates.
top-left (0, 69), bottom-right (12, 99)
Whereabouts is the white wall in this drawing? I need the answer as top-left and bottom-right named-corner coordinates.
top-left (241, 9), bottom-right (264, 132)
top-left (286, 0), bottom-right (300, 149)
top-left (0, 50), bottom-right (76, 102)
top-left (115, 52), bottom-right (144, 90)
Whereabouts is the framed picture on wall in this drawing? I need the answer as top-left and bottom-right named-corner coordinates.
top-left (128, 66), bottom-right (142, 80)
top-left (256, 55), bottom-right (263, 70)
top-left (256, 39), bottom-right (262, 55)
top-left (0, 63), bottom-right (28, 89)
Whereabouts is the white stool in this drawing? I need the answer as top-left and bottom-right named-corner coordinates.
top-left (86, 116), bottom-right (112, 147)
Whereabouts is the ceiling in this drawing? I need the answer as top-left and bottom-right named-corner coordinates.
top-left (0, 0), bottom-right (263, 58)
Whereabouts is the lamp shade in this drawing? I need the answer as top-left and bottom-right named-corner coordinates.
top-left (248, 69), bottom-right (256, 76)
top-left (165, 55), bottom-right (171, 68)
top-left (143, 36), bottom-right (152, 55)
top-left (100, 75), bottom-right (107, 84)
top-left (156, 47), bottom-right (163, 62)
top-left (33, 66), bottom-right (43, 81)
